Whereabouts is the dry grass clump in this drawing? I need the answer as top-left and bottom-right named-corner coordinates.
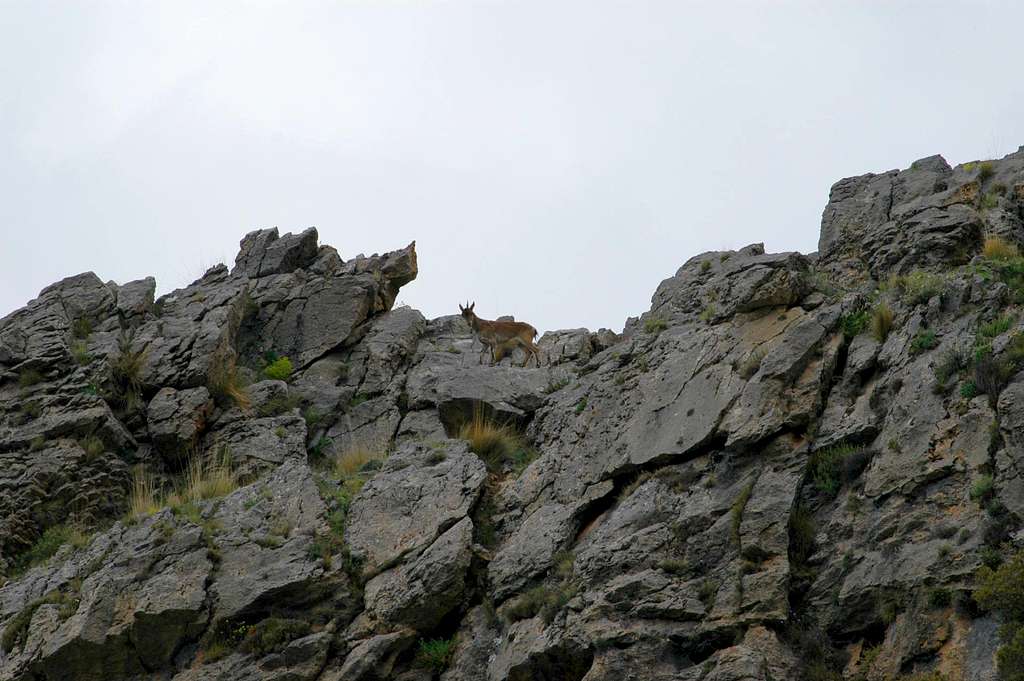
top-left (871, 303), bottom-right (894, 342)
top-left (333, 441), bottom-right (387, 480)
top-left (127, 450), bottom-right (238, 522)
top-left (458, 405), bottom-right (532, 473)
top-left (183, 450), bottom-right (237, 501)
top-left (984, 235), bottom-right (1020, 261)
top-left (129, 466), bottom-right (161, 519)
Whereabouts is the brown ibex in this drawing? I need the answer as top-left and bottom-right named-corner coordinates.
top-left (459, 302), bottom-right (542, 367)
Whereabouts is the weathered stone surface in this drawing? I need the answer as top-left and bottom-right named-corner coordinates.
top-left (363, 517), bottom-right (474, 630)
top-left (4, 150), bottom-right (1024, 680)
top-left (345, 440), bottom-right (486, 574)
top-left (147, 386), bottom-right (213, 462)
top-left (202, 413), bottom-right (307, 480)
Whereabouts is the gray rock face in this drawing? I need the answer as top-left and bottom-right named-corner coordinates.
top-left (4, 149), bottom-right (1024, 680)
top-left (147, 386), bottom-right (213, 463)
top-left (345, 440), bottom-right (487, 574)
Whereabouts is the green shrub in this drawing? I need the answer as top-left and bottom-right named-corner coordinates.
top-left (971, 475), bottom-right (995, 504)
top-left (982, 192), bottom-right (1001, 210)
top-left (927, 587), bottom-right (952, 609)
top-left (975, 550), bottom-right (1024, 680)
top-left (70, 340), bottom-right (91, 366)
top-left (974, 353), bottom-right (1015, 406)
top-left (107, 331), bottom-right (147, 412)
top-left (840, 309), bottom-right (870, 340)
top-left (978, 161), bottom-right (995, 182)
top-left (20, 400), bottom-right (41, 419)
top-left (910, 330), bottom-right (938, 355)
top-left (71, 317), bottom-right (92, 339)
top-left (961, 381), bottom-right (978, 399)
top-left (808, 443), bottom-right (865, 496)
top-left (700, 260), bottom-right (712, 273)
top-left (416, 637), bottom-right (456, 672)
top-left (256, 393), bottom-right (301, 417)
top-left (262, 356), bottom-right (294, 381)
top-left (933, 345), bottom-right (969, 392)
top-left (871, 303), bottom-right (894, 342)
top-left (644, 317), bottom-right (668, 334)
top-left (699, 304), bottom-right (716, 323)
top-left (980, 315), bottom-right (1014, 339)
top-left (899, 270), bottom-right (945, 305)
top-left (575, 397), bottom-right (588, 414)
top-left (9, 525), bottom-right (90, 575)
top-left (697, 578), bottom-right (718, 607)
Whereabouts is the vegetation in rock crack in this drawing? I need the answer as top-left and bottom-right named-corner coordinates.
top-left (730, 480), bottom-right (755, 545)
top-left (257, 392), bottom-right (300, 417)
top-left (415, 637), bottom-right (456, 672)
top-left (808, 443), bottom-right (867, 496)
top-left (870, 302), bottom-right (894, 342)
top-left (71, 317), bottom-right (92, 339)
top-left (458, 406), bottom-right (535, 474)
top-left (889, 270), bottom-right (945, 306)
top-left (975, 550), bottom-right (1024, 680)
top-left (2, 589), bottom-right (80, 652)
top-left (840, 309), bottom-right (870, 340)
top-left (262, 356), bottom-right (294, 381)
top-left (985, 235), bottom-right (1020, 261)
top-left (127, 451), bottom-right (237, 522)
top-left (208, 352), bottom-right (251, 410)
top-left (618, 471), bottom-right (653, 501)
top-left (78, 434), bottom-right (105, 461)
top-left (644, 316), bottom-right (668, 334)
top-left (978, 161), bottom-right (996, 182)
top-left (106, 330), bottom-right (147, 413)
top-left (909, 330), bottom-right (938, 356)
top-left (17, 368), bottom-right (43, 389)
top-left (333, 441), bottom-right (388, 480)
top-left (5, 524), bottom-right (90, 578)
top-left (980, 315), bottom-right (1015, 340)
top-left (71, 339), bottom-right (91, 366)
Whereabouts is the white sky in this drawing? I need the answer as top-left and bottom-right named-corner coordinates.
top-left (2, 1), bottom-right (1023, 333)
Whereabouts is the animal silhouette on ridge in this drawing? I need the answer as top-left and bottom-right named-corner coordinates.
top-left (458, 302), bottom-right (542, 367)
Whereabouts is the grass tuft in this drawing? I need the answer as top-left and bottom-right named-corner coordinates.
top-left (458, 405), bottom-right (531, 474)
top-left (871, 303), bottom-right (894, 342)
top-left (415, 637), bottom-right (456, 672)
top-left (984, 235), bottom-right (1019, 261)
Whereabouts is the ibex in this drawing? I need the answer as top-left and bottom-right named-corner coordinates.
top-left (459, 302), bottom-right (542, 367)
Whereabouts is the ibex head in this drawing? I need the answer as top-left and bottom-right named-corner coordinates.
top-left (458, 301), bottom-right (476, 324)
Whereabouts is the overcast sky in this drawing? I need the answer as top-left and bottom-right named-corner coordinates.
top-left (2, 2), bottom-right (1023, 333)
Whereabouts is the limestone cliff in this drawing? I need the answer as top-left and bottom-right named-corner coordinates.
top-left (3, 148), bottom-right (1024, 680)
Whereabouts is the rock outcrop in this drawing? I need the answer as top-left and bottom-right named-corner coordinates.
top-left (4, 148), bottom-right (1024, 680)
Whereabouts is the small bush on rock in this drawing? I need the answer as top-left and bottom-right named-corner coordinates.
top-left (910, 330), bottom-right (938, 355)
top-left (644, 317), bottom-right (668, 334)
top-left (262, 356), bottom-right (294, 381)
top-left (416, 637), bottom-right (455, 672)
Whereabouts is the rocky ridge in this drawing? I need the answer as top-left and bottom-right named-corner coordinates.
top-left (3, 148), bottom-right (1024, 680)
